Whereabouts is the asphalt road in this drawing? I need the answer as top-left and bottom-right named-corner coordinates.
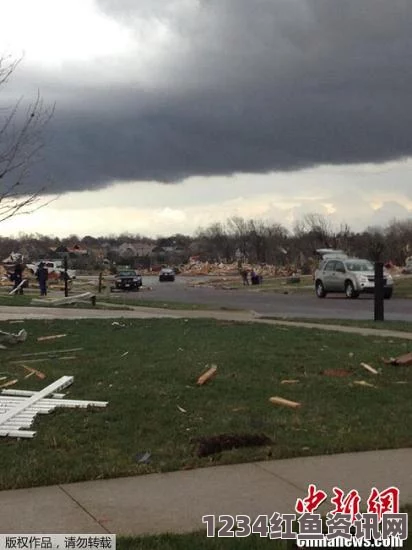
top-left (113, 276), bottom-right (412, 322)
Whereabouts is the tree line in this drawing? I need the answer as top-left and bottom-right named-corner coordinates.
top-left (0, 214), bottom-right (411, 272)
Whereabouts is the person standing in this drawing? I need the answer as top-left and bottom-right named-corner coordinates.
top-left (36, 262), bottom-right (49, 296)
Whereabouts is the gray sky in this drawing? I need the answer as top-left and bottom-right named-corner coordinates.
top-left (1, 0), bottom-right (411, 236)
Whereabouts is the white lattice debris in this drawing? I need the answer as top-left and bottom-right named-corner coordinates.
top-left (0, 376), bottom-right (108, 438)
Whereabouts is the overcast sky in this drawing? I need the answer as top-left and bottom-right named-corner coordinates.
top-left (1, 0), bottom-right (411, 237)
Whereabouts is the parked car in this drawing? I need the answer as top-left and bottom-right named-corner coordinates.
top-left (114, 270), bottom-right (142, 291)
top-left (314, 258), bottom-right (394, 299)
top-left (159, 268), bottom-right (175, 282)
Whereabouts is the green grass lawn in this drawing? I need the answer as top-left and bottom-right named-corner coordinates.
top-left (0, 318), bottom-right (411, 490)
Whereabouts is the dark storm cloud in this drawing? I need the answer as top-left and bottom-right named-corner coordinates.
top-left (3, 0), bottom-right (412, 193)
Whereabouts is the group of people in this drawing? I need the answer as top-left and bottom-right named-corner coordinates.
top-left (240, 268), bottom-right (262, 286)
top-left (9, 262), bottom-right (49, 296)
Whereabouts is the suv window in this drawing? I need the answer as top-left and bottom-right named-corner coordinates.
top-left (324, 261), bottom-right (336, 271)
top-left (334, 261), bottom-right (345, 272)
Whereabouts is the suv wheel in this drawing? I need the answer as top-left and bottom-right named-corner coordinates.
top-left (345, 281), bottom-right (359, 299)
top-left (315, 281), bottom-right (327, 298)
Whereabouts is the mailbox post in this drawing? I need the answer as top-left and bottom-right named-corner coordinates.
top-left (374, 261), bottom-right (384, 321)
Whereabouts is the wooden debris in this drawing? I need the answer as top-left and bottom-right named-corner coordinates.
top-left (22, 365), bottom-right (46, 380)
top-left (17, 348), bottom-right (83, 358)
top-left (0, 379), bottom-right (18, 389)
top-left (353, 380), bottom-right (376, 388)
top-left (24, 371), bottom-right (35, 379)
top-left (281, 379), bottom-right (300, 384)
top-left (384, 352), bottom-right (412, 366)
top-left (360, 362), bottom-right (378, 375)
top-left (197, 365), bottom-right (217, 386)
top-left (269, 396), bottom-right (301, 409)
top-left (323, 369), bottom-right (351, 377)
top-left (31, 292), bottom-right (96, 307)
top-left (37, 334), bottom-right (67, 342)
top-left (177, 405), bottom-right (187, 413)
top-left (9, 279), bottom-right (27, 295)
top-left (120, 351), bottom-right (129, 358)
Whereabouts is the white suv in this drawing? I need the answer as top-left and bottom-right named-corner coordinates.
top-left (314, 258), bottom-right (394, 299)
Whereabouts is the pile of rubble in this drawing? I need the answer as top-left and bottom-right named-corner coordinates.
top-left (179, 261), bottom-right (299, 277)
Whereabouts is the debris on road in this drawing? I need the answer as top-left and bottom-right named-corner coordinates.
top-left (0, 375), bottom-right (108, 438)
top-left (0, 329), bottom-right (27, 347)
top-left (37, 334), bottom-right (67, 342)
top-left (194, 433), bottom-right (272, 457)
top-left (197, 365), bottom-right (217, 386)
top-left (382, 352), bottom-right (412, 366)
top-left (360, 362), bottom-right (378, 375)
top-left (269, 396), bottom-right (301, 409)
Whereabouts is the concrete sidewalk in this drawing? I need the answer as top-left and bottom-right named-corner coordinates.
top-left (1, 449), bottom-right (411, 535)
top-left (1, 304), bottom-right (412, 340)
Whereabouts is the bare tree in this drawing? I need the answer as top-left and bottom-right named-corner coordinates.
top-left (0, 55), bottom-right (55, 223)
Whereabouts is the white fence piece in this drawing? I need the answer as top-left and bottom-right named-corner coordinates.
top-left (0, 376), bottom-right (108, 438)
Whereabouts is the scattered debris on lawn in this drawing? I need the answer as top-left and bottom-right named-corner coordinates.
top-left (9, 279), bottom-right (27, 295)
top-left (37, 334), bottom-right (67, 342)
top-left (194, 433), bottom-right (272, 457)
top-left (323, 369), bottom-right (351, 377)
top-left (16, 348), bottom-right (83, 358)
top-left (281, 379), bottom-right (300, 384)
top-left (0, 379), bottom-right (18, 389)
top-left (360, 362), bottom-right (378, 375)
top-left (353, 380), bottom-right (376, 388)
top-left (0, 329), bottom-right (27, 347)
top-left (112, 321), bottom-right (127, 328)
top-left (269, 396), bottom-right (301, 409)
top-left (0, 375), bottom-right (108, 438)
top-left (135, 451), bottom-right (151, 464)
top-left (177, 405), bottom-right (187, 413)
top-left (21, 365), bottom-right (46, 380)
top-left (31, 292), bottom-right (96, 307)
top-left (382, 352), bottom-right (412, 366)
top-left (120, 351), bottom-right (129, 358)
top-left (197, 364), bottom-right (217, 386)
